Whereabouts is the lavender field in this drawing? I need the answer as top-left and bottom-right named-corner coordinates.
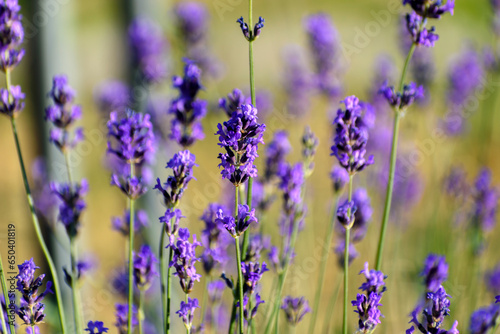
top-left (0, 0), bottom-right (498, 333)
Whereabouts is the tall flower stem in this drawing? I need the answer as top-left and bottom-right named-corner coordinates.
top-left (138, 290), bottom-right (144, 334)
top-left (308, 195), bottom-right (339, 334)
top-left (127, 163), bottom-right (136, 334)
top-left (374, 42), bottom-right (416, 272)
top-left (234, 187), bottom-right (245, 334)
top-left (0, 255), bottom-right (15, 334)
top-left (10, 116), bottom-right (67, 334)
top-left (342, 175), bottom-right (354, 334)
top-left (159, 229), bottom-right (168, 334)
top-left (323, 275), bottom-right (342, 333)
top-left (185, 294), bottom-right (191, 334)
top-left (64, 151), bottom-right (74, 186)
top-left (70, 237), bottom-right (83, 334)
top-left (242, 0), bottom-right (256, 261)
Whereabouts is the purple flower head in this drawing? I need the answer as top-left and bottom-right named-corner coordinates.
top-left (302, 126), bottom-right (319, 176)
top-left (216, 103), bottom-right (266, 186)
top-left (264, 130), bottom-right (291, 182)
top-left (107, 109), bottom-right (155, 165)
top-left (486, 264), bottom-right (500, 296)
top-left (219, 88), bottom-right (246, 118)
top-left (85, 321), bottom-right (109, 333)
top-left (115, 303), bottom-right (138, 334)
top-left (471, 168), bottom-right (498, 237)
top-left (352, 263), bottom-right (386, 332)
top-left (200, 203), bottom-right (231, 274)
top-left (174, 2), bottom-right (208, 45)
top-left (237, 16), bottom-right (265, 41)
top-left (403, 0), bottom-right (455, 19)
top-left (336, 189), bottom-right (373, 241)
top-left (469, 303), bottom-right (500, 334)
top-left (422, 254), bottom-right (448, 292)
top-left (154, 150), bottom-right (197, 208)
top-left (237, 293), bottom-right (265, 321)
top-left (94, 81), bottom-right (131, 114)
top-left (444, 166), bottom-right (468, 200)
top-left (133, 244), bottom-right (159, 291)
top-left (207, 280), bottom-right (226, 304)
top-left (216, 205), bottom-right (257, 238)
top-left (0, 85), bottom-right (24, 118)
top-left (410, 286), bottom-right (455, 334)
top-left (380, 81), bottom-right (424, 110)
top-left (0, 0), bottom-right (24, 71)
top-left (337, 200), bottom-right (357, 229)
top-left (170, 228), bottom-right (202, 293)
top-left (241, 261), bottom-right (268, 295)
top-left (110, 173), bottom-right (148, 199)
top-left (405, 13), bottom-right (439, 47)
top-left (304, 13), bottom-right (342, 97)
top-left (16, 259), bottom-right (53, 327)
top-left (330, 166), bottom-right (349, 193)
top-left (63, 256), bottom-right (95, 286)
top-left (51, 179), bottom-right (89, 237)
top-left (26, 327), bottom-right (40, 334)
top-left (281, 296), bottom-right (311, 325)
top-left (334, 240), bottom-right (359, 268)
top-left (159, 208), bottom-right (184, 246)
top-left (278, 163), bottom-right (306, 240)
top-left (128, 18), bottom-right (168, 84)
top-left (331, 96), bottom-right (374, 174)
top-left (169, 59), bottom-right (207, 147)
top-left (176, 297), bottom-right (199, 331)
top-left (244, 234), bottom-right (271, 262)
top-left (497, 296), bottom-right (500, 303)
top-left (282, 45), bottom-right (314, 117)
top-left (48, 74), bottom-right (75, 106)
top-left (112, 209), bottom-right (148, 237)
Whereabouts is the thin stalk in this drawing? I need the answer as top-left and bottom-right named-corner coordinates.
top-left (323, 276), bottom-right (342, 334)
top-left (10, 117), bottom-right (67, 333)
top-left (166, 247), bottom-right (174, 334)
top-left (70, 237), bottom-right (83, 334)
top-left (138, 290), bottom-right (144, 334)
top-left (127, 163), bottom-right (136, 334)
top-left (64, 150), bottom-right (74, 185)
top-left (374, 43), bottom-right (416, 272)
top-left (342, 176), bottom-right (354, 334)
top-left (235, 238), bottom-right (244, 334)
top-left (228, 302), bottom-right (237, 334)
top-left (160, 230), bottom-right (167, 333)
top-left (0, 255), bottom-right (15, 334)
top-left (185, 294), bottom-right (191, 334)
top-left (308, 195), bottom-right (339, 334)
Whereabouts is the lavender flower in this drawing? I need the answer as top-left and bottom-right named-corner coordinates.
top-left (337, 189), bottom-right (373, 242)
top-left (215, 205), bottom-right (258, 238)
top-left (237, 16), bottom-right (265, 41)
top-left (0, 0), bottom-right (24, 72)
top-left (45, 75), bottom-right (83, 152)
top-left (177, 297), bottom-right (199, 331)
top-left (31, 157), bottom-right (57, 220)
top-left (331, 96), bottom-right (374, 174)
top-left (200, 203), bottom-right (231, 274)
top-left (337, 201), bottom-right (356, 229)
top-left (486, 264), bottom-right (500, 295)
top-left (107, 110), bottom-right (155, 165)
top-left (380, 81), bottom-right (424, 110)
top-left (264, 130), bottom-right (291, 182)
top-left (115, 303), bottom-right (138, 334)
top-left (0, 85), bottom-right (24, 118)
top-left (216, 103), bottom-right (266, 186)
top-left (352, 262), bottom-right (387, 332)
top-left (94, 81), bottom-right (131, 114)
top-left (159, 208), bottom-right (183, 246)
top-left (405, 13), bottom-right (439, 47)
top-left (169, 60), bottom-right (207, 147)
top-left (154, 150), bottom-right (197, 208)
top-left (403, 0), bottom-right (455, 19)
top-left (174, 2), bottom-right (207, 44)
top-left (244, 234), bottom-right (271, 262)
top-left (237, 294), bottom-right (265, 321)
top-left (331, 166), bottom-right (349, 194)
top-left (85, 321), bottom-right (109, 333)
top-left (409, 287), bottom-right (457, 334)
top-left (422, 254), bottom-right (448, 292)
top-left (112, 209), bottom-right (149, 236)
top-left (219, 88), bottom-right (246, 118)
top-left (51, 179), bottom-right (89, 237)
top-left (281, 296), bottom-right (311, 325)
top-left (128, 18), bottom-right (167, 84)
top-left (334, 240), bottom-right (359, 268)
top-left (133, 245), bottom-right (158, 291)
top-left (170, 228), bottom-right (202, 293)
top-left (304, 13), bottom-right (342, 97)
top-left (278, 162), bottom-right (306, 239)
top-left (302, 126), bottom-right (319, 176)
top-left (469, 303), bottom-right (500, 334)
top-left (282, 46), bottom-right (314, 117)
top-left (110, 174), bottom-right (148, 199)
top-left (241, 261), bottom-right (268, 295)
top-left (16, 259), bottom-right (53, 327)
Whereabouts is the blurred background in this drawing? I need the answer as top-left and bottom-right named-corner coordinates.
top-left (1, 0), bottom-right (499, 332)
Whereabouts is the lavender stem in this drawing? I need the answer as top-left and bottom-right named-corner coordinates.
top-left (0, 255), bottom-right (15, 334)
top-left (70, 237), bottom-right (83, 334)
top-left (374, 42), bottom-right (416, 272)
top-left (138, 290), bottom-right (144, 334)
top-left (127, 163), bottom-right (136, 334)
top-left (342, 175), bottom-right (353, 334)
top-left (234, 187), bottom-right (245, 334)
top-left (159, 229), bottom-right (167, 333)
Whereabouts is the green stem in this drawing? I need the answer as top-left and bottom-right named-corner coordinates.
top-left (374, 42), bottom-right (416, 272)
top-left (166, 246), bottom-right (174, 333)
top-left (139, 290), bottom-right (144, 334)
top-left (228, 302), bottom-right (237, 334)
top-left (160, 229), bottom-right (167, 333)
top-left (185, 294), bottom-right (191, 334)
top-left (308, 195), bottom-right (339, 334)
top-left (64, 150), bottom-right (74, 185)
top-left (0, 255), bottom-right (15, 334)
top-left (323, 276), bottom-right (342, 333)
top-left (342, 176), bottom-right (354, 334)
top-left (10, 117), bottom-right (67, 333)
top-left (127, 163), bottom-right (136, 334)
top-left (70, 237), bottom-right (83, 334)
top-left (235, 238), bottom-right (244, 334)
